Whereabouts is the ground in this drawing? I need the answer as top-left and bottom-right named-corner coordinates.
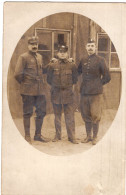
top-left (13, 109), bottom-right (117, 156)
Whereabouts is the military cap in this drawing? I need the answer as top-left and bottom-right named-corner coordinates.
top-left (58, 45), bottom-right (68, 52)
top-left (28, 36), bottom-right (39, 44)
top-left (87, 38), bottom-right (95, 44)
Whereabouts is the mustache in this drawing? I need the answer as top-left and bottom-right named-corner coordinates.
top-left (88, 49), bottom-right (93, 51)
top-left (32, 47), bottom-right (37, 50)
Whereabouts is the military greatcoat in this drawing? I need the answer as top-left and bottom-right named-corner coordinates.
top-left (15, 51), bottom-right (45, 96)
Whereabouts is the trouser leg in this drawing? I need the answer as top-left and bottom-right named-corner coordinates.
top-left (92, 122), bottom-right (99, 145)
top-left (93, 123), bottom-right (99, 138)
top-left (80, 96), bottom-right (92, 123)
top-left (81, 122), bottom-right (92, 143)
top-left (53, 104), bottom-right (62, 141)
top-left (90, 94), bottom-right (102, 124)
top-left (64, 104), bottom-right (78, 144)
top-left (90, 94), bottom-right (103, 145)
top-left (35, 118), bottom-right (43, 136)
top-left (23, 117), bottom-right (30, 136)
top-left (22, 95), bottom-right (34, 143)
top-left (80, 96), bottom-right (92, 143)
top-left (34, 95), bottom-right (49, 142)
top-left (34, 95), bottom-right (46, 136)
top-left (85, 122), bottom-right (92, 138)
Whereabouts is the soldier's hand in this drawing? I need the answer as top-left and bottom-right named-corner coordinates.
top-left (68, 58), bottom-right (74, 63)
top-left (50, 58), bottom-right (58, 63)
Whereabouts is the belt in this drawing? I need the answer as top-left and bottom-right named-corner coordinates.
top-left (24, 74), bottom-right (43, 81)
top-left (35, 75), bottom-right (42, 81)
top-left (54, 86), bottom-right (72, 90)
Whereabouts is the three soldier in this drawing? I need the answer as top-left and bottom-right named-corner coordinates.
top-left (15, 36), bottom-right (111, 145)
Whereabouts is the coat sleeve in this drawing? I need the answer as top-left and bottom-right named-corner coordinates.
top-left (100, 58), bottom-right (111, 85)
top-left (14, 55), bottom-right (25, 83)
top-left (47, 63), bottom-right (53, 85)
top-left (41, 55), bottom-right (47, 74)
top-left (72, 64), bottom-right (78, 84)
top-left (42, 64), bottom-right (48, 74)
top-left (78, 59), bottom-right (83, 75)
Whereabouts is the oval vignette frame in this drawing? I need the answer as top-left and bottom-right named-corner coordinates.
top-left (7, 12), bottom-right (121, 156)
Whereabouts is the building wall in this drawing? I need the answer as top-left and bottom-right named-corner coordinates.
top-left (7, 13), bottom-right (121, 119)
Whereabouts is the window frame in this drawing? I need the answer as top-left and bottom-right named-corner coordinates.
top-left (35, 28), bottom-right (71, 58)
top-left (96, 33), bottom-right (121, 72)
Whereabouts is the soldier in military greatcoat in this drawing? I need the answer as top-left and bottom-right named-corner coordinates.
top-left (47, 45), bottom-right (79, 144)
top-left (14, 36), bottom-right (50, 143)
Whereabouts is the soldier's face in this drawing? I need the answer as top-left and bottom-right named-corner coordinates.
top-left (57, 51), bottom-right (68, 60)
top-left (28, 43), bottom-right (38, 53)
top-left (86, 43), bottom-right (96, 56)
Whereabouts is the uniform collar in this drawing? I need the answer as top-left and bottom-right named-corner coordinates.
top-left (59, 58), bottom-right (68, 63)
top-left (29, 51), bottom-right (37, 57)
top-left (88, 53), bottom-right (96, 59)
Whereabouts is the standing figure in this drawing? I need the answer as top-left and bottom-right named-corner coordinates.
top-left (14, 36), bottom-right (50, 143)
top-left (78, 39), bottom-right (111, 145)
top-left (47, 45), bottom-right (78, 144)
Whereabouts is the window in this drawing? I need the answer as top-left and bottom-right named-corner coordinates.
top-left (97, 33), bottom-right (120, 70)
top-left (35, 28), bottom-right (71, 65)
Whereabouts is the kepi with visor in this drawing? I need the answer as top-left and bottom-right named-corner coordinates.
top-left (28, 36), bottom-right (39, 44)
top-left (58, 45), bottom-right (68, 52)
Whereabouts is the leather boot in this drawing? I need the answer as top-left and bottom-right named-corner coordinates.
top-left (68, 134), bottom-right (79, 144)
top-left (81, 122), bottom-right (92, 143)
top-left (34, 118), bottom-right (50, 142)
top-left (69, 138), bottom-right (79, 144)
top-left (23, 117), bottom-right (31, 144)
top-left (92, 123), bottom-right (99, 145)
top-left (52, 134), bottom-right (61, 142)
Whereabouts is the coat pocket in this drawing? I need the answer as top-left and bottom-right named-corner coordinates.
top-left (54, 69), bottom-right (60, 75)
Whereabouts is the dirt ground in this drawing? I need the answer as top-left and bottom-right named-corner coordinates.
top-left (13, 109), bottom-right (117, 156)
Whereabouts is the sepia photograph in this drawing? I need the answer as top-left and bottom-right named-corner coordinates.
top-left (7, 12), bottom-right (121, 155)
top-left (2, 2), bottom-right (126, 195)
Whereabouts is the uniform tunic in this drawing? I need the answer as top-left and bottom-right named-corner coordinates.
top-left (47, 59), bottom-right (78, 104)
top-left (14, 51), bottom-right (45, 96)
top-left (78, 54), bottom-right (111, 123)
top-left (78, 53), bottom-right (111, 95)
top-left (14, 51), bottom-right (46, 119)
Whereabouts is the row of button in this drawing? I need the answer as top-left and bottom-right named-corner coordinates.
top-left (86, 58), bottom-right (91, 75)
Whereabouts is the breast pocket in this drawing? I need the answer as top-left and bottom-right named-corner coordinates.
top-left (27, 64), bottom-right (36, 71)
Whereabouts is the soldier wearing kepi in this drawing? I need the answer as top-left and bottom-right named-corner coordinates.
top-left (47, 45), bottom-right (78, 144)
top-left (78, 39), bottom-right (111, 145)
top-left (14, 36), bottom-right (50, 143)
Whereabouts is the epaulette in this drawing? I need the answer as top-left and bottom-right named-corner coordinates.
top-left (68, 58), bottom-right (74, 63)
top-left (50, 58), bottom-right (58, 63)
